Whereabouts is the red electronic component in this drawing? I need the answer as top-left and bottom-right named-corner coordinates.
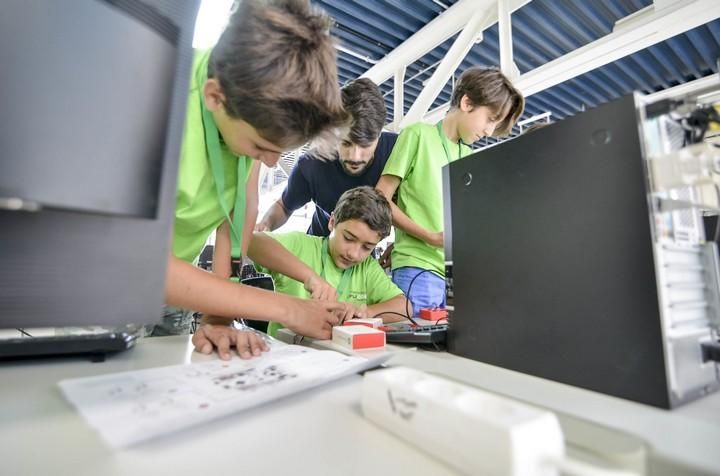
top-left (419, 308), bottom-right (448, 321)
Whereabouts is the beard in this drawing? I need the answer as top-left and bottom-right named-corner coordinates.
top-left (341, 159), bottom-right (373, 176)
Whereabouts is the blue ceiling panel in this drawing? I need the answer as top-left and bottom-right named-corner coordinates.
top-left (311, 0), bottom-right (719, 144)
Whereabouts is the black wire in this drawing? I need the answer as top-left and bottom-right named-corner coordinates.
top-left (403, 268), bottom-right (435, 322)
top-left (371, 311), bottom-right (416, 326)
top-left (16, 328), bottom-right (33, 337)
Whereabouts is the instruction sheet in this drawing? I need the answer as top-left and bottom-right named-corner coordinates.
top-left (59, 345), bottom-right (386, 447)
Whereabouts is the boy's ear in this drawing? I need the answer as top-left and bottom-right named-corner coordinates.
top-left (328, 215), bottom-right (335, 232)
top-left (202, 78), bottom-right (226, 112)
top-left (460, 94), bottom-right (475, 113)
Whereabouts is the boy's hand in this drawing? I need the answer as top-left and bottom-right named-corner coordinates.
top-left (427, 231), bottom-right (444, 247)
top-left (303, 273), bottom-right (337, 301)
top-left (254, 221), bottom-right (270, 232)
top-left (285, 298), bottom-right (343, 339)
top-left (336, 303), bottom-right (368, 324)
top-left (192, 324), bottom-right (270, 360)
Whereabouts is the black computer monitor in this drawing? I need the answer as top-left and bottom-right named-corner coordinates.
top-left (0, 0), bottom-right (199, 329)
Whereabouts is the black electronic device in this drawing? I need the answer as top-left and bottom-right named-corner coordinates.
top-left (383, 324), bottom-right (447, 349)
top-left (240, 267), bottom-right (275, 334)
top-left (0, 0), bottom-right (200, 356)
top-left (445, 93), bottom-right (720, 408)
top-left (0, 331), bottom-right (137, 362)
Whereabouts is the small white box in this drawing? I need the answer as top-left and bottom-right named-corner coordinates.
top-left (332, 325), bottom-right (386, 350)
top-left (343, 317), bottom-right (383, 328)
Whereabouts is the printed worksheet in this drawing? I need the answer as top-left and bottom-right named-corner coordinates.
top-left (59, 345), bottom-right (387, 448)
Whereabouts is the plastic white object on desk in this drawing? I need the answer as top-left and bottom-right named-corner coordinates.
top-left (332, 325), bottom-right (385, 350)
top-left (361, 366), bottom-right (564, 476)
top-left (343, 317), bottom-right (383, 328)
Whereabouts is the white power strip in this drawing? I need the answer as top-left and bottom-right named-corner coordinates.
top-left (362, 366), bottom-right (564, 476)
top-left (362, 367), bottom-right (641, 476)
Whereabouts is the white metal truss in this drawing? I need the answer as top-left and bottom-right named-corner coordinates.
top-left (399, 6), bottom-right (490, 128)
top-left (368, 0), bottom-right (720, 129)
top-left (498, 0), bottom-right (520, 82)
top-left (362, 0), bottom-right (532, 130)
top-left (518, 0), bottom-right (720, 97)
top-left (393, 66), bottom-right (406, 125)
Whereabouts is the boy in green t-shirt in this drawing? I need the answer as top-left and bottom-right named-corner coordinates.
top-left (376, 68), bottom-right (524, 316)
top-left (161, 0), bottom-right (350, 360)
top-left (250, 186), bottom-right (410, 337)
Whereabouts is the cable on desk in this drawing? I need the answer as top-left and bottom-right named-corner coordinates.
top-left (369, 269), bottom-right (446, 327)
top-left (371, 311), bottom-right (416, 326)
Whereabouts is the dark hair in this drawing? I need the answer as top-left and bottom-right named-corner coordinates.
top-left (341, 78), bottom-right (386, 147)
top-left (450, 67), bottom-right (525, 137)
top-left (208, 0), bottom-right (348, 148)
top-left (333, 186), bottom-right (392, 239)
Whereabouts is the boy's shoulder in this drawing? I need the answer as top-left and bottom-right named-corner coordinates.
top-left (266, 232), bottom-right (325, 265)
top-left (269, 230), bottom-right (320, 241)
top-left (401, 122), bottom-right (437, 136)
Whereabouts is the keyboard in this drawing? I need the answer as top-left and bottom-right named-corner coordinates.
top-left (0, 331), bottom-right (137, 361)
top-left (381, 324), bottom-right (448, 347)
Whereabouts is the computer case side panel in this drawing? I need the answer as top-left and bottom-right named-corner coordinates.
top-left (447, 95), bottom-right (672, 408)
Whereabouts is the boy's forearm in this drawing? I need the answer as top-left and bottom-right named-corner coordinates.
top-left (258, 200), bottom-right (291, 231)
top-left (201, 315), bottom-right (235, 326)
top-left (377, 174), bottom-right (436, 245)
top-left (389, 201), bottom-right (435, 244)
top-left (165, 254), bottom-right (297, 326)
top-left (367, 295), bottom-right (411, 323)
top-left (247, 232), bottom-right (316, 284)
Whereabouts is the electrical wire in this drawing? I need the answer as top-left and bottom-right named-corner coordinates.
top-left (371, 311), bottom-right (416, 326)
top-left (403, 268), bottom-right (435, 323)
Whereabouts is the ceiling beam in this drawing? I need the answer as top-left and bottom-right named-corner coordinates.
top-left (498, 0), bottom-right (520, 81)
top-left (360, 0), bottom-right (533, 86)
top-left (392, 66), bottom-right (406, 129)
top-left (400, 7), bottom-right (491, 127)
top-left (419, 0), bottom-right (720, 126)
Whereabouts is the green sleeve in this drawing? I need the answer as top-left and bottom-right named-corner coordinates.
top-left (253, 231), bottom-right (310, 300)
top-left (253, 231), bottom-right (304, 273)
top-left (381, 125), bottom-right (420, 180)
top-left (364, 259), bottom-right (404, 305)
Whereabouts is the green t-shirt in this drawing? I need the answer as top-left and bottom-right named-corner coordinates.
top-left (172, 49), bottom-right (254, 263)
top-left (381, 121), bottom-right (471, 276)
top-left (257, 231), bottom-right (404, 336)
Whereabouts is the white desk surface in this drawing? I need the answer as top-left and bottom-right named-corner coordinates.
top-left (1, 335), bottom-right (719, 476)
top-left (0, 336), bottom-right (454, 476)
top-left (277, 329), bottom-right (720, 475)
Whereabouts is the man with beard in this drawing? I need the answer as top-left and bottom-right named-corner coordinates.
top-left (256, 78), bottom-right (397, 236)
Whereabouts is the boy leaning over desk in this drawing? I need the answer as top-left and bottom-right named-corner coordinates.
top-left (376, 67), bottom-right (525, 316)
top-left (159, 0), bottom-right (351, 359)
top-left (250, 186), bottom-right (411, 337)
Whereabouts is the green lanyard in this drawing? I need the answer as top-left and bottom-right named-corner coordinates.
top-left (197, 56), bottom-right (245, 258)
top-left (436, 121), bottom-right (457, 165)
top-left (320, 238), bottom-right (351, 300)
